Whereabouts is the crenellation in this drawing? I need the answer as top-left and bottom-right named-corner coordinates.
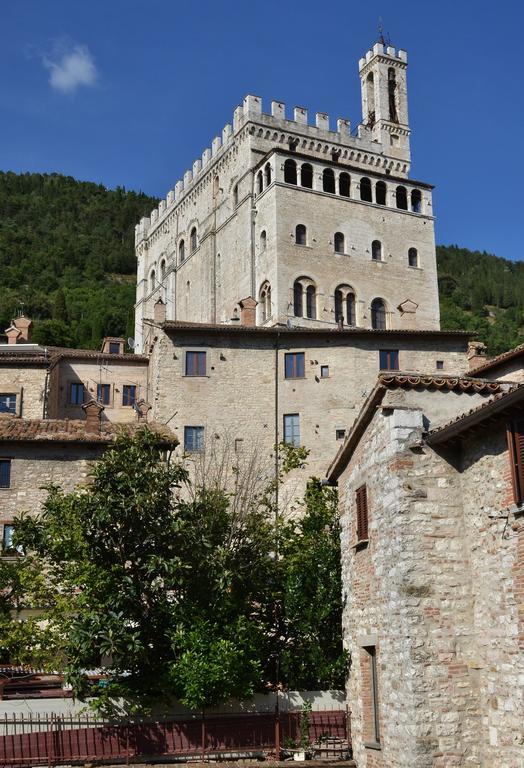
top-left (337, 118), bottom-right (351, 135)
top-left (175, 179), bottom-right (184, 198)
top-left (222, 123), bottom-right (233, 143)
top-left (158, 199), bottom-right (166, 215)
top-left (211, 136), bottom-right (221, 155)
top-left (183, 169), bottom-right (193, 186)
top-left (233, 105), bottom-right (243, 131)
top-left (243, 94), bottom-right (262, 115)
top-left (192, 158), bottom-right (202, 177)
top-left (294, 106), bottom-right (308, 125)
top-left (202, 147), bottom-right (212, 167)
top-left (166, 190), bottom-right (175, 206)
top-left (271, 100), bottom-right (285, 119)
top-left (315, 112), bottom-right (329, 130)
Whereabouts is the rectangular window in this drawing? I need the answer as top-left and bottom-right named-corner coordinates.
top-left (97, 383), bottom-right (111, 405)
top-left (336, 429), bottom-right (346, 441)
top-left (185, 351), bottom-right (207, 376)
top-left (109, 341), bottom-right (121, 354)
top-left (507, 418), bottom-right (524, 505)
top-left (70, 382), bottom-right (85, 405)
top-left (363, 646), bottom-right (380, 745)
top-left (184, 426), bottom-right (205, 453)
top-left (0, 459), bottom-right (11, 488)
top-left (379, 350), bottom-right (399, 371)
top-left (0, 394), bottom-right (17, 414)
top-left (285, 352), bottom-right (305, 379)
top-left (122, 385), bottom-right (137, 407)
top-left (283, 413), bottom-right (300, 447)
top-left (320, 365), bottom-right (329, 379)
top-left (356, 484), bottom-right (368, 541)
top-left (436, 360), bottom-right (444, 370)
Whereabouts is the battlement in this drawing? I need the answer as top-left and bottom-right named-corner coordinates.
top-left (358, 42), bottom-right (407, 71)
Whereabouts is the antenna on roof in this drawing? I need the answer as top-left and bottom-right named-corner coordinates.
top-left (127, 337), bottom-right (136, 350)
top-left (377, 17), bottom-right (391, 47)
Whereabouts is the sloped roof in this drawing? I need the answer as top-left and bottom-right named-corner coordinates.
top-left (468, 342), bottom-right (524, 377)
top-left (0, 344), bottom-right (148, 366)
top-left (0, 417), bottom-right (176, 446)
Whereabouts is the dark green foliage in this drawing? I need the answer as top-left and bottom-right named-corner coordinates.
top-left (0, 172), bottom-right (157, 349)
top-left (438, 245), bottom-right (524, 355)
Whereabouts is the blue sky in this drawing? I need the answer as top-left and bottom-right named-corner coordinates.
top-left (1, 0), bottom-right (522, 260)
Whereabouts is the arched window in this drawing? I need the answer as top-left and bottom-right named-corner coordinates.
top-left (190, 227), bottom-right (198, 253)
top-left (265, 163), bottom-right (272, 187)
top-left (323, 168), bottom-right (336, 194)
top-left (259, 281), bottom-right (271, 323)
top-left (260, 230), bottom-right (267, 251)
top-left (293, 277), bottom-right (316, 319)
top-left (284, 159), bottom-right (297, 185)
top-left (360, 177), bottom-right (372, 202)
top-left (371, 298), bottom-right (387, 330)
top-left (179, 239), bottom-right (185, 262)
top-left (371, 240), bottom-right (382, 261)
top-left (301, 163), bottom-right (313, 189)
top-left (306, 285), bottom-right (316, 319)
top-left (334, 232), bottom-right (345, 254)
top-left (160, 259), bottom-right (166, 281)
top-left (334, 284), bottom-right (356, 326)
top-left (376, 181), bottom-right (387, 206)
top-left (366, 72), bottom-right (376, 127)
top-left (408, 248), bottom-right (418, 268)
top-left (150, 269), bottom-right (156, 292)
top-left (257, 171), bottom-right (263, 194)
top-left (396, 186), bottom-right (408, 210)
top-left (339, 172), bottom-right (350, 197)
top-left (233, 183), bottom-right (239, 207)
top-left (295, 224), bottom-right (307, 246)
top-left (388, 68), bottom-right (398, 123)
top-left (411, 189), bottom-right (422, 213)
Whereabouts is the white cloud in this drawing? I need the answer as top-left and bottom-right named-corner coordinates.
top-left (43, 44), bottom-right (97, 94)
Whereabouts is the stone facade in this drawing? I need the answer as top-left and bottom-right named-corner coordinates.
top-left (328, 377), bottom-right (524, 767)
top-left (134, 42), bottom-right (439, 352)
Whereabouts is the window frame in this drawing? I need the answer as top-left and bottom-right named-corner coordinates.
top-left (356, 484), bottom-right (369, 542)
top-left (122, 385), bottom-right (137, 407)
top-left (184, 425), bottom-right (205, 453)
top-left (295, 224), bottom-right (307, 246)
top-left (320, 365), bottom-right (329, 379)
top-left (97, 383), bottom-right (111, 406)
top-left (185, 350), bottom-right (207, 377)
top-left (0, 394), bottom-right (17, 415)
top-left (507, 418), bottom-right (524, 506)
top-left (0, 459), bottom-right (11, 489)
top-left (379, 350), bottom-right (399, 371)
top-left (69, 382), bottom-right (85, 406)
top-left (283, 413), bottom-right (301, 447)
top-left (284, 352), bottom-right (305, 380)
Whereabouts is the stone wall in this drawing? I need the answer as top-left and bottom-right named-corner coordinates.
top-left (0, 367), bottom-right (47, 418)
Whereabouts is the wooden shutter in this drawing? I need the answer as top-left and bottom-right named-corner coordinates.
top-left (508, 419), bottom-right (524, 505)
top-left (356, 484), bottom-right (369, 541)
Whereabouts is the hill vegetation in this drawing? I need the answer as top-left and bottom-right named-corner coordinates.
top-left (0, 172), bottom-right (522, 355)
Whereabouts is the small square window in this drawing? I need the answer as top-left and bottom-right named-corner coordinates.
top-left (436, 360), bottom-right (444, 370)
top-left (234, 438), bottom-right (244, 453)
top-left (109, 342), bottom-right (121, 354)
top-left (70, 382), bottom-right (85, 405)
top-left (379, 350), bottom-right (399, 371)
top-left (97, 383), bottom-right (111, 405)
top-left (0, 394), bottom-right (17, 414)
top-left (336, 429), bottom-right (346, 440)
top-left (320, 365), bottom-right (329, 378)
top-left (122, 385), bottom-right (137, 407)
top-left (184, 426), bottom-right (205, 453)
top-left (0, 459), bottom-right (11, 489)
top-left (186, 351), bottom-right (207, 376)
top-left (285, 352), bottom-right (305, 379)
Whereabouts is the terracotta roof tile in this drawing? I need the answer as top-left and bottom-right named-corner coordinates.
top-left (0, 417), bottom-right (176, 445)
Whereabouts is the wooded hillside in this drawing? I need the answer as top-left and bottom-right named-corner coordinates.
top-left (0, 172), bottom-right (521, 354)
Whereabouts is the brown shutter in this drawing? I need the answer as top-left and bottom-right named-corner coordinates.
top-left (356, 484), bottom-right (369, 541)
top-left (508, 419), bottom-right (524, 505)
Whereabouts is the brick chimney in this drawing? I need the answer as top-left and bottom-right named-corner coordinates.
top-left (238, 296), bottom-right (257, 327)
top-left (467, 341), bottom-right (488, 371)
top-left (82, 399), bottom-right (104, 433)
top-left (4, 325), bottom-right (21, 345)
top-left (135, 399), bottom-right (152, 422)
top-left (154, 298), bottom-right (166, 324)
top-left (13, 315), bottom-right (33, 342)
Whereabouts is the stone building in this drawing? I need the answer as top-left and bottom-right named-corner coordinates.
top-left (134, 42), bottom-right (439, 352)
top-left (327, 374), bottom-right (524, 767)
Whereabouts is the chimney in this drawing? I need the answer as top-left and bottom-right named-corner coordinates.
top-left (82, 399), bottom-right (104, 434)
top-left (154, 298), bottom-right (166, 324)
top-left (467, 341), bottom-right (488, 370)
top-left (136, 399), bottom-right (152, 422)
top-left (238, 296), bottom-right (257, 327)
top-left (13, 315), bottom-right (33, 342)
top-left (4, 325), bottom-right (21, 345)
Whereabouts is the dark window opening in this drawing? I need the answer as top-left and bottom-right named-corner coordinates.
top-left (371, 298), bottom-right (387, 330)
top-left (179, 239), bottom-right (185, 262)
top-left (264, 163), bottom-right (272, 186)
top-left (184, 426), bottom-right (205, 453)
top-left (356, 484), bottom-right (368, 541)
top-left (408, 248), bottom-right (418, 268)
top-left (396, 185), bottom-right (408, 210)
top-left (190, 227), bottom-right (198, 253)
top-left (301, 163), bottom-right (313, 189)
top-left (360, 177), bottom-right (372, 202)
top-left (366, 72), bottom-right (376, 127)
top-left (436, 360), bottom-right (444, 370)
top-left (0, 460), bottom-right (11, 489)
top-left (334, 232), bottom-right (345, 253)
top-left (97, 383), bottom-right (111, 405)
top-left (306, 285), bottom-right (316, 319)
top-left (323, 168), bottom-right (335, 194)
top-left (233, 184), bottom-right (239, 207)
top-left (285, 352), bottom-right (305, 379)
top-left (388, 67), bottom-right (398, 123)
top-left (256, 171), bottom-right (263, 194)
top-left (339, 172), bottom-right (350, 197)
top-left (284, 159), bottom-right (297, 185)
top-left (321, 365), bottom-right (329, 378)
top-left (0, 395), bottom-right (16, 414)
top-left (122, 385), bottom-right (137, 407)
top-left (411, 189), bottom-right (422, 213)
top-left (371, 240), bottom-right (382, 261)
top-left (379, 349), bottom-right (399, 371)
top-left (375, 181), bottom-right (387, 206)
top-left (186, 351), bottom-right (207, 376)
top-left (336, 429), bottom-right (345, 440)
top-left (293, 281), bottom-right (303, 318)
top-left (295, 224), bottom-right (307, 245)
top-left (346, 293), bottom-right (356, 326)
top-left (70, 382), bottom-right (84, 406)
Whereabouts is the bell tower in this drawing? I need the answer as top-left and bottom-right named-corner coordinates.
top-left (359, 41), bottom-right (410, 162)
